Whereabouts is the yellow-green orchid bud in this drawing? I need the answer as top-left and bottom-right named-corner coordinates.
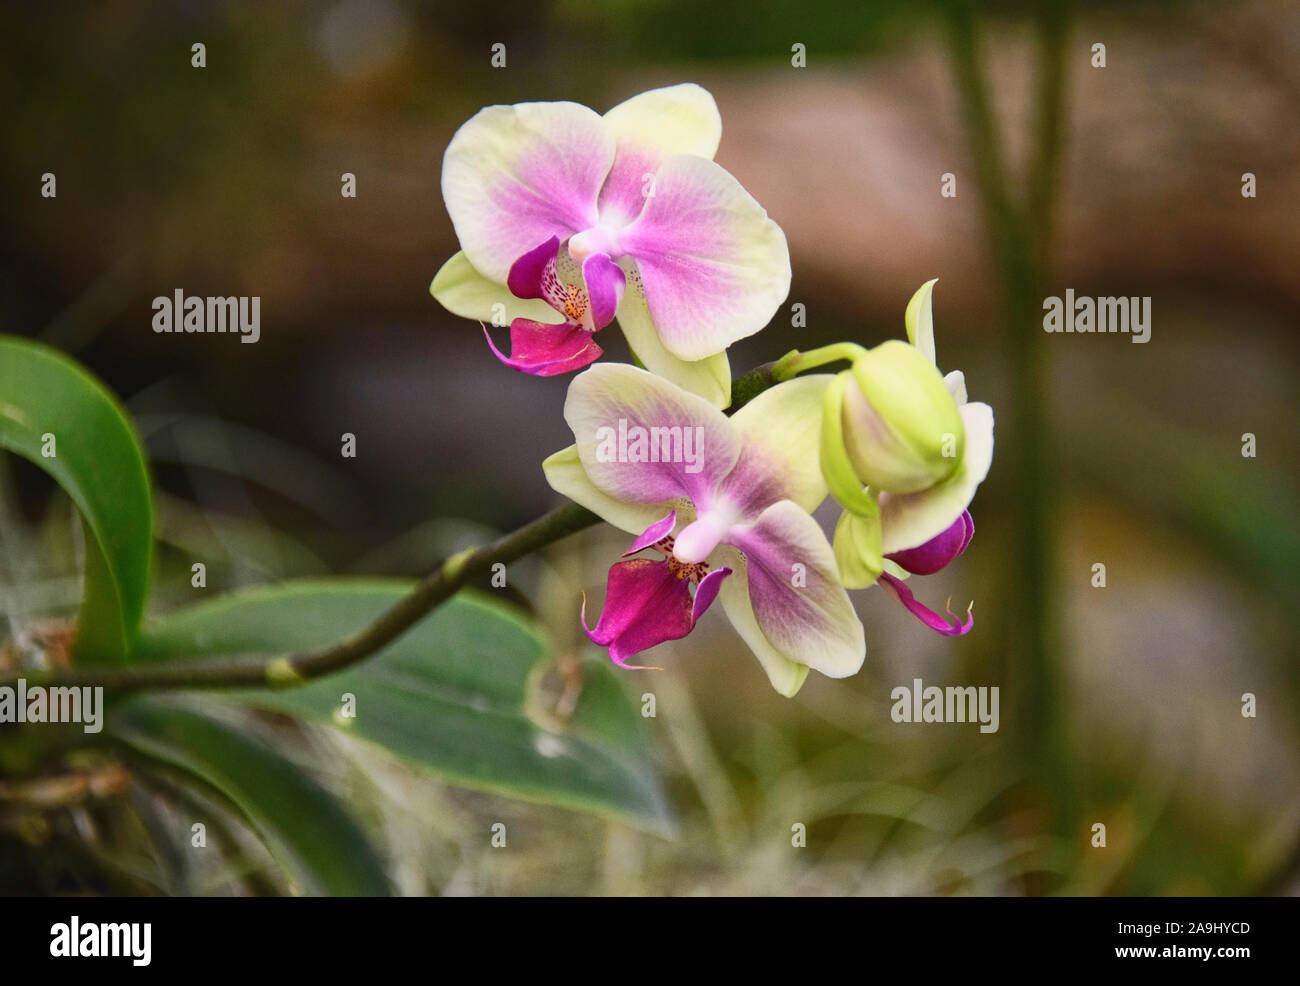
top-left (840, 340), bottom-right (965, 494)
top-left (819, 371), bottom-right (880, 518)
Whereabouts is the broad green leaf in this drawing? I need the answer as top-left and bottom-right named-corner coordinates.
top-left (0, 336), bottom-right (152, 662)
top-left (134, 581), bottom-right (675, 835)
top-left (110, 696), bottom-right (392, 896)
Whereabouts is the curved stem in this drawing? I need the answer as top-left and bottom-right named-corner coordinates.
top-left (5, 502), bottom-right (600, 694)
top-left (772, 343), bottom-right (868, 381)
top-left (6, 360), bottom-right (791, 695)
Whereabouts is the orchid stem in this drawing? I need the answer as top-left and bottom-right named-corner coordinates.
top-left (771, 343), bottom-right (868, 381)
top-left (5, 361), bottom-right (791, 695)
top-left (3, 502), bottom-right (601, 694)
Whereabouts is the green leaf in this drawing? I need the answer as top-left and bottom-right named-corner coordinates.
top-left (110, 696), bottom-right (392, 896)
top-left (0, 336), bottom-right (152, 662)
top-left (134, 581), bottom-right (675, 835)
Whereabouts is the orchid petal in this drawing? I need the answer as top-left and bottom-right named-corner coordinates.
top-left (542, 445), bottom-right (688, 537)
top-left (880, 401), bottom-right (994, 554)
top-left (614, 262), bottom-right (732, 408)
top-left (581, 253), bottom-right (626, 329)
top-left (563, 362), bottom-right (741, 509)
top-left (886, 509), bottom-right (973, 576)
top-left (441, 100), bottom-right (613, 282)
top-left (582, 559), bottom-right (693, 669)
top-left (430, 251), bottom-right (557, 325)
top-left (723, 500), bottom-right (866, 681)
top-left (617, 154), bottom-right (791, 362)
top-left (601, 83), bottom-right (722, 160)
top-left (483, 320), bottom-right (602, 377)
top-left (882, 558), bottom-right (911, 581)
top-left (506, 236), bottom-right (566, 307)
top-left (720, 374), bottom-right (833, 517)
top-left (597, 83), bottom-right (723, 227)
top-left (944, 369), bottom-right (967, 405)
top-left (878, 572), bottom-right (973, 636)
top-left (832, 507), bottom-right (884, 590)
top-left (623, 510), bottom-right (677, 556)
top-left (716, 566), bottom-right (810, 698)
top-left (904, 278), bottom-right (938, 366)
top-left (692, 566), bottom-right (730, 623)
top-left (819, 372), bottom-right (882, 518)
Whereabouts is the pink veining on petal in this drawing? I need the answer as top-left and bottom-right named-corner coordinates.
top-left (507, 236), bottom-right (565, 308)
top-left (878, 572), bottom-right (974, 636)
top-left (506, 236), bottom-right (597, 330)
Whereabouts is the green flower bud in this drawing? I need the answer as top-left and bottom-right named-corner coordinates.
top-left (841, 340), bottom-right (965, 493)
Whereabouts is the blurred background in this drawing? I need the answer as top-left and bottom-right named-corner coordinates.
top-left (2, 0), bottom-right (1297, 894)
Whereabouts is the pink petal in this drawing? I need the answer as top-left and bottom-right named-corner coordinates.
top-left (564, 363), bottom-right (741, 509)
top-left (878, 572), bottom-right (974, 636)
top-left (581, 252), bottom-right (626, 329)
top-left (622, 510), bottom-right (677, 557)
top-left (615, 154), bottom-right (790, 362)
top-left (483, 320), bottom-right (602, 377)
top-left (582, 559), bottom-right (695, 669)
top-left (692, 566), bottom-right (731, 623)
top-left (507, 236), bottom-right (567, 310)
top-left (886, 510), bottom-right (974, 576)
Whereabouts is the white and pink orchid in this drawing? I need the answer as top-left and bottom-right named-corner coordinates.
top-left (430, 84), bottom-right (791, 408)
top-left (543, 363), bottom-right (864, 697)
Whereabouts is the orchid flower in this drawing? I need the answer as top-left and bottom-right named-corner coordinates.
top-left (430, 83), bottom-right (791, 408)
top-left (797, 281), bottom-right (994, 633)
top-left (543, 363), bottom-right (864, 697)
top-left (877, 509), bottom-right (976, 636)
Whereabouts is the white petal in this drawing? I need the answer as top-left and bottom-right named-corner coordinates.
top-left (905, 278), bottom-right (939, 365)
top-left (716, 545), bottom-right (812, 697)
top-left (880, 401), bottom-right (994, 554)
top-left (602, 83), bottom-right (722, 160)
top-left (944, 369), bottom-right (968, 405)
